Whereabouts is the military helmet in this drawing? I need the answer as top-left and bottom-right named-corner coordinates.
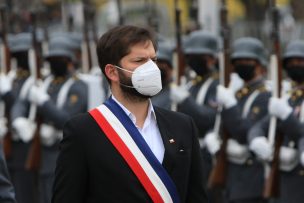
top-left (231, 37), bottom-right (267, 67)
top-left (283, 40), bottom-right (304, 64)
top-left (45, 36), bottom-right (75, 61)
top-left (9, 33), bottom-right (32, 53)
top-left (50, 32), bottom-right (82, 51)
top-left (157, 42), bottom-right (174, 67)
top-left (183, 30), bottom-right (219, 57)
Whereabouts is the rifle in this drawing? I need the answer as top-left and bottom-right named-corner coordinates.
top-left (263, 0), bottom-right (283, 198)
top-left (38, 6), bottom-right (49, 55)
top-left (116, 0), bottom-right (124, 25)
top-left (0, 5), bottom-right (12, 159)
top-left (87, 5), bottom-right (99, 68)
top-left (25, 11), bottom-right (42, 171)
top-left (174, 0), bottom-right (186, 85)
top-left (170, 0), bottom-right (186, 111)
top-left (81, 0), bottom-right (93, 73)
top-left (207, 0), bottom-right (231, 190)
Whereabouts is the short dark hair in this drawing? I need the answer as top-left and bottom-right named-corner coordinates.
top-left (96, 25), bottom-right (157, 81)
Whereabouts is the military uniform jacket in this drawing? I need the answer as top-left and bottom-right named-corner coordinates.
top-left (6, 70), bottom-right (36, 170)
top-left (221, 78), bottom-right (271, 201)
top-left (248, 86), bottom-right (304, 203)
top-left (1, 70), bottom-right (30, 111)
top-left (10, 75), bottom-right (88, 174)
top-left (52, 107), bottom-right (208, 203)
top-left (178, 76), bottom-right (218, 137)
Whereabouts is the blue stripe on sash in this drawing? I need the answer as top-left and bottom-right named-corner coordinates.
top-left (104, 97), bottom-right (180, 203)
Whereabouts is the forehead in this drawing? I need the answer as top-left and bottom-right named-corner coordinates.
top-left (127, 40), bottom-right (156, 57)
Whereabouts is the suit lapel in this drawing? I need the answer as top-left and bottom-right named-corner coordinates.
top-left (155, 108), bottom-right (178, 174)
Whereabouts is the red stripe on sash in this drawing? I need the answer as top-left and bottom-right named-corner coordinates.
top-left (89, 108), bottom-right (164, 203)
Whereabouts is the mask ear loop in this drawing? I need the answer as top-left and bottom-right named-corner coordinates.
top-left (114, 65), bottom-right (134, 74)
top-left (114, 65), bottom-right (135, 89)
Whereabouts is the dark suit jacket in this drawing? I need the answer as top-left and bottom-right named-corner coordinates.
top-left (52, 107), bottom-right (208, 203)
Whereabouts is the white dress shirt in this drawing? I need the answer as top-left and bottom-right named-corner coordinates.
top-left (112, 96), bottom-right (165, 163)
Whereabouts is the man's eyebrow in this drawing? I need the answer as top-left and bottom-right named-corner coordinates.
top-left (131, 56), bottom-right (156, 60)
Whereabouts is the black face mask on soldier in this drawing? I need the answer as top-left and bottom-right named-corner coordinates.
top-left (286, 65), bottom-right (304, 83)
top-left (187, 56), bottom-right (209, 77)
top-left (234, 64), bottom-right (256, 81)
top-left (15, 52), bottom-right (29, 70)
top-left (49, 60), bottom-right (69, 77)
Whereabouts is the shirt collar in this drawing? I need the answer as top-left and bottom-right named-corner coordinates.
top-left (111, 95), bottom-right (157, 125)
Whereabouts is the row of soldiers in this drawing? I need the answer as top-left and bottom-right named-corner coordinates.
top-left (153, 30), bottom-right (304, 203)
top-left (0, 25), bottom-right (304, 203)
top-left (0, 30), bottom-right (107, 203)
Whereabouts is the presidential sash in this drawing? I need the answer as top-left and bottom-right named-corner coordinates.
top-left (89, 97), bottom-right (180, 203)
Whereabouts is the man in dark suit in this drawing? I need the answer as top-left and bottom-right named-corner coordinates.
top-left (52, 25), bottom-right (208, 203)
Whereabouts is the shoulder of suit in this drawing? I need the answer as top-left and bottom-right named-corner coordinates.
top-left (65, 112), bottom-right (93, 130)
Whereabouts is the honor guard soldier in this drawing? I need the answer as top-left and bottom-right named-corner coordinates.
top-left (11, 36), bottom-right (88, 203)
top-left (169, 30), bottom-right (219, 200)
top-left (151, 42), bottom-right (174, 110)
top-left (0, 36), bottom-right (17, 202)
top-left (212, 37), bottom-right (270, 203)
top-left (248, 40), bottom-right (304, 203)
top-left (2, 32), bottom-right (40, 203)
top-left (170, 30), bottom-right (219, 140)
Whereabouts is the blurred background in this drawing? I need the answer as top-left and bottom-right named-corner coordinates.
top-left (0, 0), bottom-right (303, 47)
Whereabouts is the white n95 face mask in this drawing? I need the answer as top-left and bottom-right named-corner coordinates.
top-left (115, 59), bottom-right (162, 96)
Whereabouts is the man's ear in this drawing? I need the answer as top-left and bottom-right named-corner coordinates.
top-left (105, 64), bottom-right (119, 82)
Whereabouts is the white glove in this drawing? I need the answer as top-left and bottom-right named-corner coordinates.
top-left (228, 73), bottom-right (244, 94)
top-left (0, 117), bottom-right (8, 139)
top-left (204, 131), bottom-right (221, 155)
top-left (300, 152), bottom-right (304, 167)
top-left (28, 84), bottom-right (50, 106)
top-left (249, 136), bottom-right (273, 161)
top-left (0, 74), bottom-right (12, 95)
top-left (12, 117), bottom-right (36, 143)
top-left (40, 124), bottom-right (60, 146)
top-left (216, 85), bottom-right (237, 108)
top-left (170, 84), bottom-right (190, 104)
top-left (268, 97), bottom-right (292, 120)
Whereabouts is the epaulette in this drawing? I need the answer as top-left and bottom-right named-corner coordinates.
top-left (52, 76), bottom-right (67, 84)
top-left (257, 85), bottom-right (268, 93)
top-left (16, 69), bottom-right (30, 79)
top-left (236, 83), bottom-right (267, 99)
top-left (290, 89), bottom-right (304, 101)
top-left (72, 74), bottom-right (80, 81)
top-left (289, 83), bottom-right (304, 101)
top-left (192, 73), bottom-right (217, 85)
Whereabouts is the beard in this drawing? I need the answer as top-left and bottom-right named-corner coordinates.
top-left (118, 70), bottom-right (150, 102)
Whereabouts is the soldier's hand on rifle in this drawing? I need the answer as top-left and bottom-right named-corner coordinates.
top-left (216, 85), bottom-right (237, 109)
top-left (249, 136), bottom-right (273, 161)
top-left (12, 117), bottom-right (36, 143)
top-left (0, 74), bottom-right (12, 95)
top-left (204, 131), bottom-right (221, 155)
top-left (170, 84), bottom-right (190, 104)
top-left (0, 117), bottom-right (8, 139)
top-left (268, 97), bottom-right (292, 120)
top-left (228, 73), bottom-right (244, 94)
top-left (28, 82), bottom-right (50, 106)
